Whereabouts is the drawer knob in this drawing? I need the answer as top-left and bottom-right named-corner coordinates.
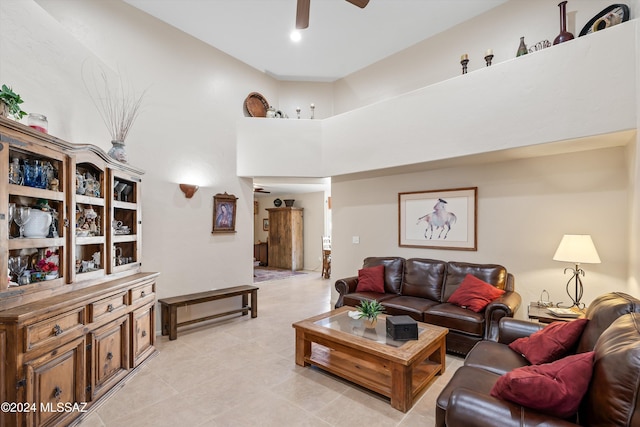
top-left (53, 386), bottom-right (62, 400)
top-left (107, 352), bottom-right (113, 360)
top-left (141, 291), bottom-right (146, 297)
top-left (141, 330), bottom-right (147, 337)
top-left (52, 324), bottom-right (63, 336)
top-left (107, 304), bottom-right (114, 312)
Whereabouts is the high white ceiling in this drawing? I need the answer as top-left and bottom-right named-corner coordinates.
top-left (122, 0), bottom-right (507, 195)
top-left (123, 0), bottom-right (507, 82)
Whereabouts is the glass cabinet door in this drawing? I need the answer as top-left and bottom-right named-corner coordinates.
top-left (107, 169), bottom-right (141, 274)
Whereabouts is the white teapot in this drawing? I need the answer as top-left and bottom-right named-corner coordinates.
top-left (23, 209), bottom-right (52, 238)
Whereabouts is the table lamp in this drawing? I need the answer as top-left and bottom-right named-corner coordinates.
top-left (552, 234), bottom-right (601, 308)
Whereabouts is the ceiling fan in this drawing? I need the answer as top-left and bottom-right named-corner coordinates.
top-left (254, 187), bottom-right (271, 194)
top-left (296, 0), bottom-right (370, 29)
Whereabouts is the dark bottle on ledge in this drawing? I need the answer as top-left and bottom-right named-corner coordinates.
top-left (553, 1), bottom-right (574, 45)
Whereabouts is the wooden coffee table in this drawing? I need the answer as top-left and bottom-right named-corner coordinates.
top-left (292, 307), bottom-right (448, 412)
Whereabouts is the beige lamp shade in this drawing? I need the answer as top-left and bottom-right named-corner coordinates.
top-left (553, 234), bottom-right (601, 264)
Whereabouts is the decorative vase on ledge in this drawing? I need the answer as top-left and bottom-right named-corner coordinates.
top-left (108, 140), bottom-right (128, 163)
top-left (554, 1), bottom-right (574, 45)
top-left (516, 36), bottom-right (528, 57)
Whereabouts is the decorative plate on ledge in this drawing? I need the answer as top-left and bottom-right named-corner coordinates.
top-left (579, 4), bottom-right (629, 37)
top-left (244, 92), bottom-right (269, 117)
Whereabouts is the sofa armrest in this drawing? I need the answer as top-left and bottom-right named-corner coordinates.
top-left (334, 276), bottom-right (358, 308)
top-left (497, 317), bottom-right (546, 344)
top-left (484, 290), bottom-right (522, 341)
top-left (446, 389), bottom-right (578, 427)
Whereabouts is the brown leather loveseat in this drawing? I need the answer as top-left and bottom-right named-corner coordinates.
top-left (334, 257), bottom-right (521, 355)
top-left (436, 292), bottom-right (640, 427)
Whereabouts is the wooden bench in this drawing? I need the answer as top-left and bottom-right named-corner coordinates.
top-left (159, 285), bottom-right (258, 340)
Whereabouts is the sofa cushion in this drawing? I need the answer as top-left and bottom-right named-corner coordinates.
top-left (424, 303), bottom-right (484, 337)
top-left (580, 313), bottom-right (640, 425)
top-left (447, 274), bottom-right (505, 312)
top-left (380, 295), bottom-right (439, 321)
top-left (403, 258), bottom-right (447, 301)
top-left (508, 318), bottom-right (588, 364)
top-left (363, 257), bottom-right (404, 295)
top-left (356, 265), bottom-right (385, 293)
top-left (464, 340), bottom-right (530, 376)
top-left (443, 262), bottom-right (507, 301)
top-left (577, 291), bottom-right (640, 353)
top-left (490, 351), bottom-right (594, 419)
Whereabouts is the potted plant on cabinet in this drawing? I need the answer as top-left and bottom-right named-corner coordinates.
top-left (355, 299), bottom-right (385, 329)
top-left (0, 84), bottom-right (27, 120)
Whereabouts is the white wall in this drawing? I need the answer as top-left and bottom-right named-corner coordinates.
top-left (325, 0), bottom-right (640, 315)
top-left (1, 0), bottom-right (281, 300)
top-left (332, 146), bottom-right (631, 318)
top-left (333, 0), bottom-right (640, 113)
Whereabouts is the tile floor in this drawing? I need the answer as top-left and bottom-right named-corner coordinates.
top-left (79, 272), bottom-right (463, 426)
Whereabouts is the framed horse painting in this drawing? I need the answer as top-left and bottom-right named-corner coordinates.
top-left (398, 187), bottom-right (477, 250)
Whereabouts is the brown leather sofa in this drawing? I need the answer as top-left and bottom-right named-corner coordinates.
top-left (436, 292), bottom-right (640, 427)
top-left (334, 257), bottom-right (521, 355)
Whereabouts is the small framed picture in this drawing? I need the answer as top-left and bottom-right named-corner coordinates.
top-left (263, 218), bottom-right (269, 231)
top-left (212, 192), bottom-right (238, 234)
top-left (398, 187), bottom-right (477, 250)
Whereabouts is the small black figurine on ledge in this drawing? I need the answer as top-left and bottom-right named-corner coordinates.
top-left (484, 48), bottom-right (494, 66)
top-left (460, 54), bottom-right (469, 74)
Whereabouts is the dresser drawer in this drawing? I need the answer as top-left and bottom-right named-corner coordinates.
top-left (130, 282), bottom-right (155, 304)
top-left (90, 291), bottom-right (128, 323)
top-left (25, 307), bottom-right (85, 352)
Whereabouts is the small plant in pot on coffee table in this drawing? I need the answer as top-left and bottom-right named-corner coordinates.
top-left (356, 299), bottom-right (385, 329)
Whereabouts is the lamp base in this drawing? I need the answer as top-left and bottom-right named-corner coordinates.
top-left (563, 266), bottom-right (586, 309)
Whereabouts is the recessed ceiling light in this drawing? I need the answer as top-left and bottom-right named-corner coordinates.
top-left (290, 30), bottom-right (302, 42)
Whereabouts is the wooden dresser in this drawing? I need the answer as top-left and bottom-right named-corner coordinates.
top-left (267, 207), bottom-right (303, 271)
top-left (0, 117), bottom-right (159, 427)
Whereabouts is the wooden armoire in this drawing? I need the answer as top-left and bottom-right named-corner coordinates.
top-left (267, 207), bottom-right (303, 271)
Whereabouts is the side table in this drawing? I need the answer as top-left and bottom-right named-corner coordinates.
top-left (527, 302), bottom-right (586, 323)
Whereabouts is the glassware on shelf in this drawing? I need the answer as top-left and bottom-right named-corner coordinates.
top-left (14, 206), bottom-right (31, 238)
top-left (8, 255), bottom-right (29, 284)
top-left (23, 159), bottom-right (47, 189)
top-left (121, 184), bottom-right (133, 202)
top-left (8, 203), bottom-right (15, 238)
top-left (8, 158), bottom-right (22, 185)
top-left (114, 182), bottom-right (127, 201)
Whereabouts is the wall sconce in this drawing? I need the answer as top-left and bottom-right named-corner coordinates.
top-left (179, 183), bottom-right (199, 199)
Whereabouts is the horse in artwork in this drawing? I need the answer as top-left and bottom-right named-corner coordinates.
top-left (416, 198), bottom-right (457, 239)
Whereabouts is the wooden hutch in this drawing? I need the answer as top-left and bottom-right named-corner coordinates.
top-left (267, 207), bottom-right (303, 271)
top-left (0, 117), bottom-right (158, 427)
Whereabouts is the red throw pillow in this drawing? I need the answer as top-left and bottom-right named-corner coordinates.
top-left (490, 351), bottom-right (594, 419)
top-left (509, 318), bottom-right (588, 364)
top-left (447, 274), bottom-right (505, 312)
top-left (355, 265), bottom-right (385, 293)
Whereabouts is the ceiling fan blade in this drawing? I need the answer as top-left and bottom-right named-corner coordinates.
top-left (296, 0), bottom-right (310, 29)
top-left (346, 0), bottom-right (369, 8)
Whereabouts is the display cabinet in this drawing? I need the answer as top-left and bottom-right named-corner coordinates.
top-left (0, 117), bottom-right (159, 427)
